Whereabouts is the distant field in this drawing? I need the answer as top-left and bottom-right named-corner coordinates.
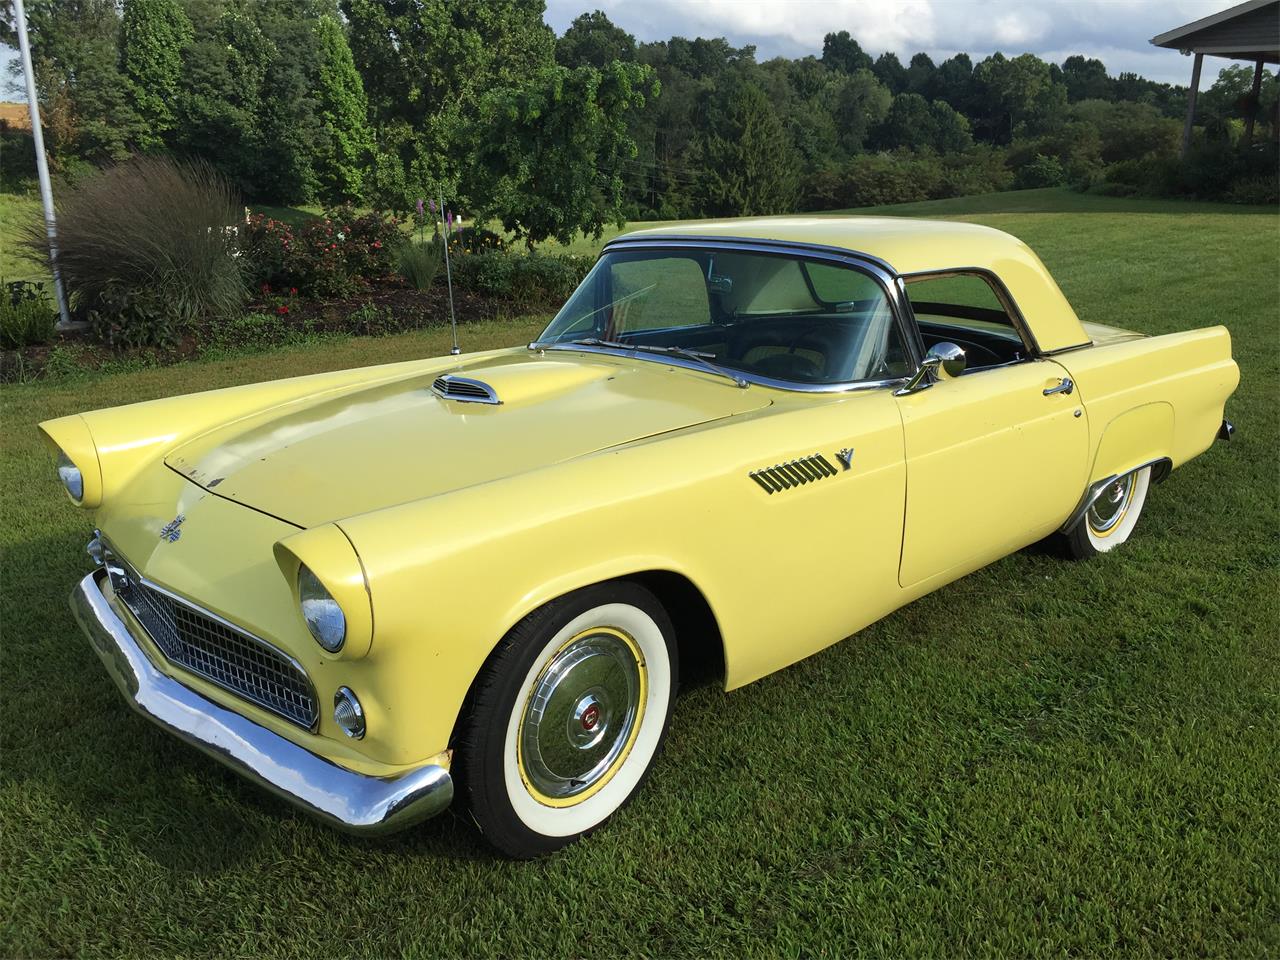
top-left (0, 101), bottom-right (31, 130)
top-left (2, 189), bottom-right (1277, 957)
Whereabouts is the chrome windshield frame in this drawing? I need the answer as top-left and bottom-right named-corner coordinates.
top-left (528, 236), bottom-right (920, 395)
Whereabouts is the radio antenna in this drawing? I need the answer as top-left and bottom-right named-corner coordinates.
top-left (439, 194), bottom-right (460, 355)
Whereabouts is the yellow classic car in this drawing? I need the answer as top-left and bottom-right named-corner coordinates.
top-left (42, 217), bottom-right (1238, 857)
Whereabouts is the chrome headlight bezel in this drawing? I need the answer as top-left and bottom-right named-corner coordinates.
top-left (56, 450), bottom-right (84, 502)
top-left (298, 563), bottom-right (347, 653)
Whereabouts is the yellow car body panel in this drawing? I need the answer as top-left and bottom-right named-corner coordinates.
top-left (43, 217), bottom-right (1239, 796)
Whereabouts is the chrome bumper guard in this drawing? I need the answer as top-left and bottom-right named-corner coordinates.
top-left (71, 570), bottom-right (453, 836)
top-left (1217, 418), bottom-right (1235, 442)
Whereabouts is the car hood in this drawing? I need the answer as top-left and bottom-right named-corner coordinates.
top-left (164, 349), bottom-right (770, 527)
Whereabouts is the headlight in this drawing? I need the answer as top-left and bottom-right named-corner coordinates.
top-left (298, 564), bottom-right (346, 652)
top-left (56, 450), bottom-right (84, 501)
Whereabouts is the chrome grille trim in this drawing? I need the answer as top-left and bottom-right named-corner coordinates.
top-left (103, 545), bottom-right (318, 730)
top-left (431, 374), bottom-right (501, 405)
top-left (750, 454), bottom-right (838, 494)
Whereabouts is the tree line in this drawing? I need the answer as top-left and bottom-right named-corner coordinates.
top-left (4, 0), bottom-right (1277, 244)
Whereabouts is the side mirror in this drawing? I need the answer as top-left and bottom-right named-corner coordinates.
top-left (894, 342), bottom-right (966, 396)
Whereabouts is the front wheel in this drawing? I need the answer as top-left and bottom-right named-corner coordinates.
top-left (456, 582), bottom-right (677, 858)
top-left (1059, 465), bottom-right (1152, 559)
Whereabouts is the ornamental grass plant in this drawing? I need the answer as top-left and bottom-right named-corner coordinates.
top-left (22, 156), bottom-right (246, 346)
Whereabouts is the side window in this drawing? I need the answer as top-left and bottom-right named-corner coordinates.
top-left (904, 273), bottom-right (1029, 370)
top-left (609, 256), bottom-right (710, 334)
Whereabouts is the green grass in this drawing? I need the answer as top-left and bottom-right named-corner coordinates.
top-left (0, 190), bottom-right (47, 283)
top-left (2, 192), bottom-right (1277, 957)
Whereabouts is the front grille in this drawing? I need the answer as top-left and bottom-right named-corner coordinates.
top-left (108, 554), bottom-right (318, 729)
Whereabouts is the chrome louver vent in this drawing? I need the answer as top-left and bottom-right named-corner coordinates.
top-left (431, 375), bottom-right (501, 405)
top-left (749, 454), bottom-right (838, 494)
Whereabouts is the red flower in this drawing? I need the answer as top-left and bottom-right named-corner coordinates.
top-left (289, 287), bottom-right (297, 295)
top-left (373, 240), bottom-right (382, 249)
top-left (261, 283), bottom-right (271, 294)
top-left (276, 305), bottom-right (289, 315)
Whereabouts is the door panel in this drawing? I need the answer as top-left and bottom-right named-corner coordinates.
top-left (895, 360), bottom-right (1088, 587)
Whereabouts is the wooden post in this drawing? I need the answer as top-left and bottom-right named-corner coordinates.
top-left (1243, 58), bottom-right (1264, 146)
top-left (1181, 52), bottom-right (1204, 158)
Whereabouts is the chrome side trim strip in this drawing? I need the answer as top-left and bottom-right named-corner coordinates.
top-left (71, 570), bottom-right (453, 836)
top-left (1058, 456), bottom-right (1173, 534)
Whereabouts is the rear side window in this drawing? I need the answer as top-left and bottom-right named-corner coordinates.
top-left (904, 272), bottom-right (1029, 370)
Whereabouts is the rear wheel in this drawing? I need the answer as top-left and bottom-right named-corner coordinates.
top-left (1060, 466), bottom-right (1151, 559)
top-left (456, 582), bottom-right (677, 858)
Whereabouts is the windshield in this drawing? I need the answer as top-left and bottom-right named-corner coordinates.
top-left (536, 247), bottom-right (909, 385)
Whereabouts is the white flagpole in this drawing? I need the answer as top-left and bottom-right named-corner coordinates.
top-left (13, 0), bottom-right (75, 331)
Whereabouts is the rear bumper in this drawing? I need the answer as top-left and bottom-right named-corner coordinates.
top-left (70, 570), bottom-right (453, 836)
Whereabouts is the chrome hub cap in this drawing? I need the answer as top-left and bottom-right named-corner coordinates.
top-left (1088, 473), bottom-right (1135, 534)
top-left (519, 630), bottom-right (643, 802)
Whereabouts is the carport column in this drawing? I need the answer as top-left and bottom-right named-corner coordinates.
top-left (1243, 58), bottom-right (1265, 146)
top-left (1181, 52), bottom-right (1204, 159)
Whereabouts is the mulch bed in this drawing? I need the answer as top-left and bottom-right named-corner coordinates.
top-left (0, 281), bottom-right (519, 382)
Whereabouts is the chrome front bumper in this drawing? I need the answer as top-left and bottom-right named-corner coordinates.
top-left (70, 570), bottom-right (453, 836)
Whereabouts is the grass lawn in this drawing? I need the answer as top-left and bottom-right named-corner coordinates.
top-left (0, 190), bottom-right (48, 283)
top-left (2, 191), bottom-right (1277, 957)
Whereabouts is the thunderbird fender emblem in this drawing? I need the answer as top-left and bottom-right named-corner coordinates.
top-left (158, 514), bottom-right (186, 543)
top-left (836, 448), bottom-right (855, 470)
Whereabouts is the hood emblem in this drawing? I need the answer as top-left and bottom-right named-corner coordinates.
top-left (158, 514), bottom-right (186, 543)
top-left (836, 448), bottom-right (855, 470)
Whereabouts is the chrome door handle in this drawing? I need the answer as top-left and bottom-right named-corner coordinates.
top-left (1043, 377), bottom-right (1074, 396)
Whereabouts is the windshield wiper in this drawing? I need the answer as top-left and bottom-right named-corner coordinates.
top-left (567, 338), bottom-right (749, 388)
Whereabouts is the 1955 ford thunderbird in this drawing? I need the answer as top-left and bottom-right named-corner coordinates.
top-left (42, 218), bottom-right (1238, 857)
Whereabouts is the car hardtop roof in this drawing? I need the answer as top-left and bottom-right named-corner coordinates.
top-left (616, 216), bottom-right (1027, 276)
top-left (613, 216), bottom-right (1090, 354)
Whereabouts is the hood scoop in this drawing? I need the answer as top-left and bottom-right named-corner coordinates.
top-left (432, 374), bottom-right (500, 405)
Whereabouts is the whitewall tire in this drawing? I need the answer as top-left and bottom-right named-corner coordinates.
top-left (456, 582), bottom-right (677, 858)
top-left (1062, 466), bottom-right (1152, 558)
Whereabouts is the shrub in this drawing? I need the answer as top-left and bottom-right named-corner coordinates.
top-left (243, 206), bottom-right (401, 298)
top-left (447, 226), bottom-right (505, 255)
top-left (22, 155), bottom-right (246, 345)
top-left (1, 280), bottom-right (57, 348)
top-left (1015, 154), bottom-right (1067, 189)
top-left (451, 250), bottom-right (592, 308)
top-left (397, 238), bottom-right (442, 290)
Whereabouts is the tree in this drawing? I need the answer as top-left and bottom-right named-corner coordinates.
top-left (556, 10), bottom-right (635, 68)
top-left (470, 60), bottom-right (658, 244)
top-left (972, 53), bottom-right (1067, 142)
top-left (821, 31), bottom-right (872, 74)
top-left (8, 0), bottom-right (146, 162)
top-left (826, 69), bottom-right (892, 155)
top-left (1059, 55), bottom-right (1113, 102)
top-left (874, 92), bottom-right (936, 150)
top-left (872, 52), bottom-right (907, 94)
top-left (120, 0), bottom-right (193, 149)
top-left (314, 14), bottom-right (372, 202)
top-left (905, 52), bottom-right (935, 97)
top-left (692, 79), bottom-right (799, 216)
top-left (342, 0), bottom-right (555, 208)
top-left (934, 53), bottom-right (974, 114)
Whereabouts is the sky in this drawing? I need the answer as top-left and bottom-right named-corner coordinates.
top-left (542, 0), bottom-right (1234, 86)
top-left (0, 0), bottom-right (1234, 103)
